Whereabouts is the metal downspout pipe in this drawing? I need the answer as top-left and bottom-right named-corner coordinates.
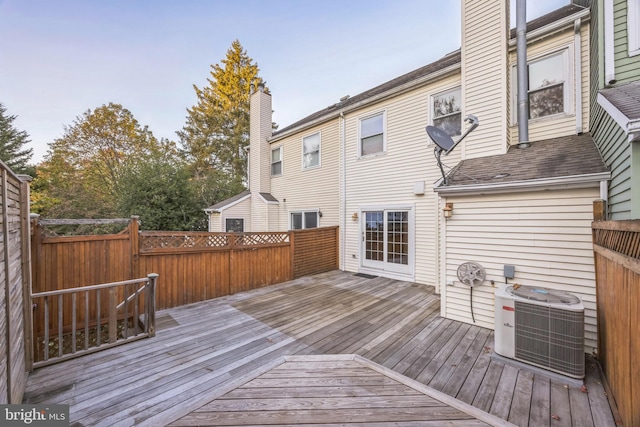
top-left (516, 0), bottom-right (530, 148)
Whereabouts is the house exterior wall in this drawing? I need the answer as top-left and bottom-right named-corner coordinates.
top-left (208, 198), bottom-right (252, 232)
top-left (440, 187), bottom-right (600, 353)
top-left (587, 0), bottom-right (640, 219)
top-left (461, 0), bottom-right (510, 158)
top-left (508, 24), bottom-right (591, 143)
top-left (611, 0), bottom-right (640, 84)
top-left (342, 73), bottom-right (461, 286)
top-left (270, 119), bottom-right (341, 231)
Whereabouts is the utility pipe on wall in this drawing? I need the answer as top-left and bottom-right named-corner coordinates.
top-left (516, 0), bottom-right (530, 148)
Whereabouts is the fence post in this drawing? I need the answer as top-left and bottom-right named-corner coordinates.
top-left (130, 216), bottom-right (140, 280)
top-left (18, 176), bottom-right (34, 371)
top-left (289, 231), bottom-right (295, 279)
top-left (146, 273), bottom-right (158, 338)
top-left (593, 199), bottom-right (606, 221)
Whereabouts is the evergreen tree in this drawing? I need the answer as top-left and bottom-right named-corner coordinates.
top-left (0, 103), bottom-right (33, 174)
top-left (178, 40), bottom-right (267, 185)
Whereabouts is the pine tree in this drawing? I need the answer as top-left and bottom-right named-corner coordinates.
top-left (0, 103), bottom-right (33, 174)
top-left (178, 40), bottom-right (267, 184)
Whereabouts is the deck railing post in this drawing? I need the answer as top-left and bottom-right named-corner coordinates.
top-left (108, 287), bottom-right (117, 343)
top-left (146, 273), bottom-right (158, 337)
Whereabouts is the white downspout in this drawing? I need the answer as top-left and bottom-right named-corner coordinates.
top-left (604, 0), bottom-right (616, 84)
top-left (600, 180), bottom-right (609, 220)
top-left (574, 18), bottom-right (583, 134)
top-left (340, 112), bottom-right (346, 271)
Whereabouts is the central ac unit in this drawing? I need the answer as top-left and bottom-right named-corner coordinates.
top-left (494, 285), bottom-right (585, 379)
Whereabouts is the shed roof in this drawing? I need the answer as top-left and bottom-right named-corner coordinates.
top-left (436, 133), bottom-right (609, 192)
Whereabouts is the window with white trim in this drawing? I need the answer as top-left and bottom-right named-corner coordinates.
top-left (512, 50), bottom-right (570, 122)
top-left (271, 146), bottom-right (282, 176)
top-left (290, 211), bottom-right (319, 230)
top-left (629, 0), bottom-right (640, 56)
top-left (359, 112), bottom-right (385, 156)
top-left (225, 218), bottom-right (244, 232)
top-left (302, 132), bottom-right (320, 170)
top-left (432, 87), bottom-right (461, 137)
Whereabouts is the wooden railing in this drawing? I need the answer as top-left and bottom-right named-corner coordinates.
top-left (592, 218), bottom-right (640, 427)
top-left (31, 273), bottom-right (158, 368)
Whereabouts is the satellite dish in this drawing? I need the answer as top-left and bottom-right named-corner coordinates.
top-left (426, 126), bottom-right (455, 153)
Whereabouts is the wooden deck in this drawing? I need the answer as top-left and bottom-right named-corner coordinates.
top-left (23, 270), bottom-right (617, 427)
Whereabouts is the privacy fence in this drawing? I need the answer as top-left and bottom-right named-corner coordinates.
top-left (30, 217), bottom-right (338, 362)
top-left (0, 162), bottom-right (31, 403)
top-left (592, 218), bottom-right (640, 427)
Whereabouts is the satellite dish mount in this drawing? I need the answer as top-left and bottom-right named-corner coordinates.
top-left (426, 115), bottom-right (479, 185)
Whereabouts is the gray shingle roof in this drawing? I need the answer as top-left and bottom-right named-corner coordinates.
top-left (273, 4), bottom-right (586, 138)
top-left (439, 133), bottom-right (609, 188)
top-left (205, 190), bottom-right (250, 212)
top-left (600, 81), bottom-right (640, 122)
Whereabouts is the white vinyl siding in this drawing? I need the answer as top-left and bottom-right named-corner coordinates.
top-left (210, 197), bottom-right (251, 232)
top-left (270, 120), bottom-right (340, 232)
top-left (461, 0), bottom-right (509, 158)
top-left (344, 74), bottom-right (461, 285)
top-left (440, 188), bottom-right (601, 353)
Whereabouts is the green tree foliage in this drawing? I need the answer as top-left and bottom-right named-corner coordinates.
top-left (0, 103), bottom-right (33, 174)
top-left (178, 40), bottom-right (267, 186)
top-left (115, 147), bottom-right (205, 230)
top-left (33, 103), bottom-right (163, 218)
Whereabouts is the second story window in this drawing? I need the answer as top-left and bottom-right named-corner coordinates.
top-left (359, 112), bottom-right (385, 156)
top-left (527, 52), bottom-right (566, 119)
top-left (512, 49), bottom-right (570, 123)
top-left (302, 132), bottom-right (320, 170)
top-left (432, 87), bottom-right (461, 137)
top-left (271, 146), bottom-right (282, 176)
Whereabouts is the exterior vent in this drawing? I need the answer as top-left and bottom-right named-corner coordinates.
top-left (495, 285), bottom-right (585, 379)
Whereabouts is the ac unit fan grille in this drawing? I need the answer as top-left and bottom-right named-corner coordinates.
top-left (514, 301), bottom-right (584, 378)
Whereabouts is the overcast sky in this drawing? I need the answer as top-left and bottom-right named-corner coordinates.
top-left (0, 0), bottom-right (568, 163)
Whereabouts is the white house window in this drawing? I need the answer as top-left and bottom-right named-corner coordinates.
top-left (512, 50), bottom-right (570, 122)
top-left (271, 146), bottom-right (282, 176)
top-left (290, 211), bottom-right (319, 230)
top-left (432, 87), bottom-right (461, 136)
top-left (629, 0), bottom-right (640, 56)
top-left (359, 112), bottom-right (385, 156)
top-left (225, 218), bottom-right (244, 232)
top-left (302, 132), bottom-right (320, 169)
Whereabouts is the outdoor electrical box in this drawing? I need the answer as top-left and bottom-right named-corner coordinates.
top-left (504, 265), bottom-right (515, 279)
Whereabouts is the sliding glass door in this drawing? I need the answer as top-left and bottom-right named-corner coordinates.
top-left (361, 208), bottom-right (412, 276)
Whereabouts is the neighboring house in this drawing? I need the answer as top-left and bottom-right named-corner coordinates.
top-left (576, 0), bottom-right (640, 219)
top-left (207, 2), bottom-right (610, 353)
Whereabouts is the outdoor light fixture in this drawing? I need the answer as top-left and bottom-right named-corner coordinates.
top-left (352, 212), bottom-right (359, 221)
top-left (443, 202), bottom-right (454, 219)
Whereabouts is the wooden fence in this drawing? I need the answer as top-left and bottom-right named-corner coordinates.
top-left (592, 219), bottom-right (640, 427)
top-left (30, 218), bottom-right (338, 339)
top-left (0, 162), bottom-right (31, 403)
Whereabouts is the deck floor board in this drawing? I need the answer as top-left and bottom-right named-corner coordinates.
top-left (23, 270), bottom-right (616, 426)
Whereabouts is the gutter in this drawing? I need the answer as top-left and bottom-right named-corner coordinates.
top-left (434, 171), bottom-right (611, 196)
top-left (507, 8), bottom-right (590, 49)
top-left (269, 62), bottom-right (461, 143)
